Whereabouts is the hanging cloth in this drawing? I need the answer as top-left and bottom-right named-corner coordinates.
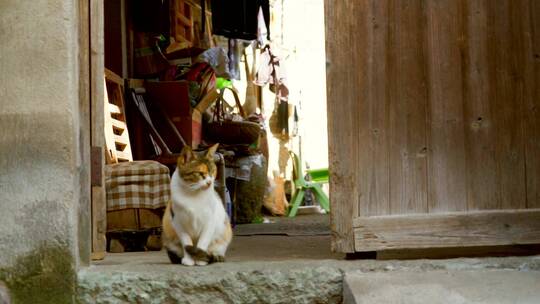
top-left (267, 47), bottom-right (290, 140)
top-left (257, 6), bottom-right (269, 47)
top-left (243, 45), bottom-right (258, 116)
top-left (255, 46), bottom-right (289, 101)
top-left (227, 39), bottom-right (242, 80)
top-left (211, 0), bottom-right (270, 41)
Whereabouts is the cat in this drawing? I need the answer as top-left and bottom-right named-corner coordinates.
top-left (162, 144), bottom-right (233, 266)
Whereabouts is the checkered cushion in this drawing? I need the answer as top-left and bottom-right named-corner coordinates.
top-left (105, 160), bottom-right (170, 211)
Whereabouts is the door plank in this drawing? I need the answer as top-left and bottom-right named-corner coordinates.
top-left (325, 0), bottom-right (365, 252)
top-left (354, 209), bottom-right (540, 252)
top-left (486, 1), bottom-right (527, 210)
top-left (357, 1), bottom-right (390, 217)
top-left (388, 0), bottom-right (428, 215)
top-left (425, 1), bottom-right (468, 213)
top-left (525, 0), bottom-right (540, 208)
top-left (462, 0), bottom-right (500, 211)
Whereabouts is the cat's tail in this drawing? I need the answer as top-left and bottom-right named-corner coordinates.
top-left (185, 246), bottom-right (225, 263)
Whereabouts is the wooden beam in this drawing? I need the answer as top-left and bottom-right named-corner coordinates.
top-left (194, 89), bottom-right (219, 112)
top-left (114, 134), bottom-right (129, 146)
top-left (115, 150), bottom-right (132, 161)
top-left (108, 103), bottom-right (121, 115)
top-left (125, 0), bottom-right (134, 78)
top-left (324, 0), bottom-right (363, 253)
top-left (110, 118), bottom-right (127, 131)
top-left (176, 12), bottom-right (192, 27)
top-left (126, 78), bottom-right (144, 89)
top-left (354, 209), bottom-right (540, 252)
top-left (78, 0), bottom-right (92, 265)
top-left (105, 68), bottom-right (124, 86)
top-left (120, 0), bottom-right (127, 78)
top-left (90, 0), bottom-right (107, 260)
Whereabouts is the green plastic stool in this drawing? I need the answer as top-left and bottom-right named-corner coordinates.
top-left (306, 168), bottom-right (329, 183)
top-left (288, 152), bottom-right (330, 217)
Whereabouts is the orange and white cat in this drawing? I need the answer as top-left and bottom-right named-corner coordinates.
top-left (162, 144), bottom-right (232, 266)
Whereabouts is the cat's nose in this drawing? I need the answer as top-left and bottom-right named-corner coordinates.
top-left (206, 181), bottom-right (212, 187)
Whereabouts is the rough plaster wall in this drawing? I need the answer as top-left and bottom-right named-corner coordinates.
top-left (0, 0), bottom-right (83, 300)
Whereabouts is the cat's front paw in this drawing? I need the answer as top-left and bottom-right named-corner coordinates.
top-left (181, 256), bottom-right (195, 266)
top-left (195, 260), bottom-right (208, 266)
top-left (211, 255), bottom-right (225, 263)
top-left (185, 245), bottom-right (210, 262)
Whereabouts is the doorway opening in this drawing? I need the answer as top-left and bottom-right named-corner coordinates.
top-left (90, 0), bottom-right (336, 265)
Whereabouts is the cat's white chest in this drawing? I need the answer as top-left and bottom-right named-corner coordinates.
top-left (177, 191), bottom-right (213, 219)
top-left (170, 171), bottom-right (220, 237)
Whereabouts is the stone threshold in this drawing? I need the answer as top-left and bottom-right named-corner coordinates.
top-left (77, 255), bottom-right (540, 303)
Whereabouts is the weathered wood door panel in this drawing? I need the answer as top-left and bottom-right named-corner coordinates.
top-left (325, 0), bottom-right (540, 253)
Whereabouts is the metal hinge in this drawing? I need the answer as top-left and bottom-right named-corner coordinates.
top-left (91, 146), bottom-right (103, 186)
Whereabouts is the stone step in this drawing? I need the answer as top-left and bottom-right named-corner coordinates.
top-left (78, 254), bottom-right (540, 303)
top-left (344, 269), bottom-right (540, 304)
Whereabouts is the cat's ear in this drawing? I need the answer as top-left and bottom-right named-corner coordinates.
top-left (178, 146), bottom-right (195, 166)
top-left (206, 143), bottom-right (219, 159)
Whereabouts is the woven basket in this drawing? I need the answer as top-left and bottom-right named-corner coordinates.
top-left (205, 87), bottom-right (261, 145)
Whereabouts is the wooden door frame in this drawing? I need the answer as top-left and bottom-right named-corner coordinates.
top-left (78, 0), bottom-right (92, 264)
top-left (91, 0), bottom-right (107, 260)
top-left (324, 0), bottom-right (357, 254)
top-left (80, 0), bottom-right (107, 260)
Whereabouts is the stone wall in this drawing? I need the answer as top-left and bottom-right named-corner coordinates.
top-left (0, 0), bottom-right (88, 302)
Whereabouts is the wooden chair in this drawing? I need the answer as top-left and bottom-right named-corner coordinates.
top-left (288, 152), bottom-right (330, 217)
top-left (103, 70), bottom-right (171, 252)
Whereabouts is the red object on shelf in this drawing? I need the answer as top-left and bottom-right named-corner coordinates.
top-left (145, 80), bottom-right (201, 148)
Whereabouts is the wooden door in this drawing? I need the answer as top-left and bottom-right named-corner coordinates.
top-left (325, 0), bottom-right (540, 253)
